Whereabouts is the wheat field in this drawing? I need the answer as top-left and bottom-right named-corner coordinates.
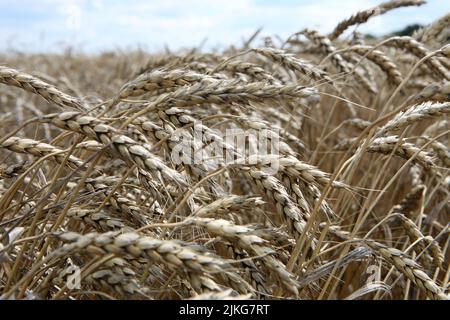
top-left (0, 0), bottom-right (449, 300)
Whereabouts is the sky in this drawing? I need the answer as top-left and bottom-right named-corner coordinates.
top-left (0, 0), bottom-right (448, 53)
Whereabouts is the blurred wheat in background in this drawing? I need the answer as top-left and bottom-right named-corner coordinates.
top-left (0, 0), bottom-right (449, 300)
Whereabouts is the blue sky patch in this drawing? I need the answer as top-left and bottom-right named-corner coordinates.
top-left (0, 0), bottom-right (448, 52)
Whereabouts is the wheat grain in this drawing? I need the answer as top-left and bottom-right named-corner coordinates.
top-left (0, 66), bottom-right (86, 110)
